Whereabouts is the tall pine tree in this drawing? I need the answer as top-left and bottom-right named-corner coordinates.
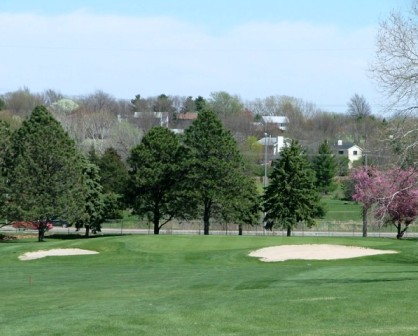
top-left (312, 140), bottom-right (337, 194)
top-left (263, 140), bottom-right (322, 236)
top-left (5, 106), bottom-right (85, 241)
top-left (75, 158), bottom-right (105, 237)
top-left (183, 109), bottom-right (258, 235)
top-left (0, 121), bottom-right (11, 224)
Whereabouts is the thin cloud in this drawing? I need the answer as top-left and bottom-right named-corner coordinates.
top-left (0, 12), bottom-right (379, 112)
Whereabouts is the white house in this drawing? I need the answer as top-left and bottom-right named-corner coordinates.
top-left (258, 136), bottom-right (288, 157)
top-left (334, 140), bottom-right (363, 168)
top-left (261, 116), bottom-right (289, 131)
top-left (133, 111), bottom-right (169, 127)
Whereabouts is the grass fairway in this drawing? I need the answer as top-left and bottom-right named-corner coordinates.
top-left (322, 198), bottom-right (361, 222)
top-left (2, 235), bottom-right (418, 335)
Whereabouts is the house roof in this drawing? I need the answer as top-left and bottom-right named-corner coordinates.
top-left (258, 137), bottom-right (278, 146)
top-left (333, 141), bottom-right (362, 150)
top-left (177, 112), bottom-right (198, 120)
top-left (261, 116), bottom-right (289, 124)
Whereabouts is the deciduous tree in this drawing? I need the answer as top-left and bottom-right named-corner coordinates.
top-left (127, 127), bottom-right (191, 234)
top-left (351, 167), bottom-right (377, 237)
top-left (347, 94), bottom-right (372, 119)
top-left (3, 87), bottom-right (43, 117)
top-left (352, 167), bottom-right (418, 239)
top-left (208, 91), bottom-right (244, 119)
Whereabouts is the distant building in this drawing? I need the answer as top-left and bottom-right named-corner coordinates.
top-left (333, 140), bottom-right (363, 168)
top-left (133, 111), bottom-right (169, 127)
top-left (258, 136), bottom-right (289, 160)
top-left (172, 112), bottom-right (198, 131)
top-left (261, 116), bottom-right (289, 131)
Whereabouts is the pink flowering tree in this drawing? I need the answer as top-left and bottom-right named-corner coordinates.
top-left (351, 167), bottom-right (378, 237)
top-left (352, 167), bottom-right (418, 239)
top-left (374, 168), bottom-right (418, 238)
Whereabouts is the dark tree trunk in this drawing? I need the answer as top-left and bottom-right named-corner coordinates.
top-left (154, 206), bottom-right (160, 234)
top-left (203, 218), bottom-right (210, 235)
top-left (38, 220), bottom-right (48, 242)
top-left (203, 200), bottom-right (211, 235)
top-left (362, 206), bottom-right (368, 237)
top-left (238, 224), bottom-right (243, 236)
top-left (154, 222), bottom-right (160, 235)
top-left (396, 221), bottom-right (409, 239)
top-left (396, 223), bottom-right (402, 239)
top-left (85, 224), bottom-right (90, 238)
top-left (287, 227), bottom-right (291, 237)
top-left (38, 224), bottom-right (45, 242)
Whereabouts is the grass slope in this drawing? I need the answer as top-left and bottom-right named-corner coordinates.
top-left (2, 235), bottom-right (418, 335)
top-left (322, 198), bottom-right (361, 222)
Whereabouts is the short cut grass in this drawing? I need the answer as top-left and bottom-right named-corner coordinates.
top-left (2, 235), bottom-right (418, 336)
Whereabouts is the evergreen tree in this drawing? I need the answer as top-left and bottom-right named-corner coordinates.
top-left (0, 97), bottom-right (6, 111)
top-left (0, 121), bottom-right (11, 224)
top-left (127, 126), bottom-right (191, 234)
top-left (263, 140), bottom-right (322, 236)
top-left (183, 109), bottom-right (256, 235)
top-left (217, 176), bottom-right (260, 235)
top-left (312, 140), bottom-right (337, 194)
top-left (88, 147), bottom-right (127, 220)
top-left (4, 106), bottom-right (85, 241)
top-left (75, 158), bottom-right (105, 237)
top-left (194, 96), bottom-right (207, 112)
top-left (96, 147), bottom-right (128, 195)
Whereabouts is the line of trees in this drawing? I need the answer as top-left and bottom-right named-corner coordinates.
top-left (0, 105), bottom-right (334, 239)
top-left (4, 3), bottom-right (418, 240)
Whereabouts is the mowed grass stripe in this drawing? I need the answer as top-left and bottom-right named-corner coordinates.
top-left (2, 235), bottom-right (418, 335)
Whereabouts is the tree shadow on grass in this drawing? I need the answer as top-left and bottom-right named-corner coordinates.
top-left (46, 233), bottom-right (126, 240)
top-left (0, 233), bottom-right (37, 243)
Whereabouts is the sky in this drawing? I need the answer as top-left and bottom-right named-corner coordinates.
top-left (0, 0), bottom-right (411, 113)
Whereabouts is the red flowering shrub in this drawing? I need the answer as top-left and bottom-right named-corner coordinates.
top-left (12, 221), bottom-right (53, 231)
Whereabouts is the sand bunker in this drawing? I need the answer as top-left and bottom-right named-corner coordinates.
top-left (249, 244), bottom-right (398, 262)
top-left (19, 248), bottom-right (99, 261)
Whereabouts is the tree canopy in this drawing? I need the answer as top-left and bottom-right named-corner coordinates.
top-left (4, 105), bottom-right (86, 240)
top-left (0, 121), bottom-right (12, 225)
top-left (263, 140), bottom-right (322, 236)
top-left (352, 166), bottom-right (418, 239)
top-left (183, 108), bottom-right (257, 234)
top-left (75, 158), bottom-right (105, 237)
top-left (312, 140), bottom-right (337, 194)
top-left (127, 126), bottom-right (191, 234)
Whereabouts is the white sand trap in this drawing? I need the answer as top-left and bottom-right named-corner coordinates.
top-left (249, 244), bottom-right (398, 262)
top-left (19, 248), bottom-right (99, 261)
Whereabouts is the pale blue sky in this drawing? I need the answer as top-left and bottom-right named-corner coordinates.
top-left (0, 0), bottom-right (411, 113)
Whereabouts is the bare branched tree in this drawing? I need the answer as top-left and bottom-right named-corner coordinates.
top-left (370, 2), bottom-right (418, 167)
top-left (370, 3), bottom-right (418, 110)
top-left (347, 94), bottom-right (372, 119)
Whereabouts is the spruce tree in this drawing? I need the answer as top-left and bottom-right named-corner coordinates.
top-left (75, 158), bottom-right (105, 237)
top-left (263, 140), bottom-right (322, 236)
top-left (183, 109), bottom-right (257, 235)
top-left (91, 147), bottom-right (128, 219)
top-left (312, 140), bottom-right (337, 194)
top-left (0, 121), bottom-right (11, 223)
top-left (5, 106), bottom-right (85, 241)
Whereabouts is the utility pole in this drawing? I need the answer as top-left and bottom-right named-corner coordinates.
top-left (264, 133), bottom-right (268, 188)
